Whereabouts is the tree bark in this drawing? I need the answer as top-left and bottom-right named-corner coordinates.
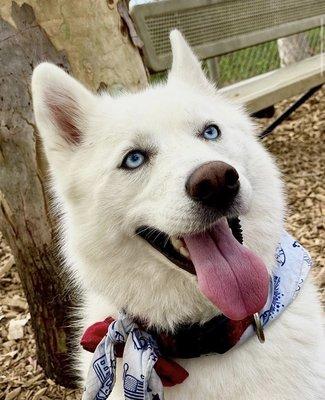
top-left (0, 0), bottom-right (148, 387)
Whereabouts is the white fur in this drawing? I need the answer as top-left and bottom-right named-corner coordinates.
top-left (32, 30), bottom-right (324, 399)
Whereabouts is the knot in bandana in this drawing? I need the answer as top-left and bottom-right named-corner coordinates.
top-left (82, 314), bottom-right (167, 400)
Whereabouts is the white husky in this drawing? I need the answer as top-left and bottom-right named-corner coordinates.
top-left (32, 31), bottom-right (324, 399)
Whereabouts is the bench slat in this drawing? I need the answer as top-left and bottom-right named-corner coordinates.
top-left (219, 54), bottom-right (324, 113)
top-left (131, 0), bottom-right (325, 72)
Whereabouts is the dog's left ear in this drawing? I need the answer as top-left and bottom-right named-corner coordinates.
top-left (32, 62), bottom-right (96, 169)
top-left (168, 29), bottom-right (214, 92)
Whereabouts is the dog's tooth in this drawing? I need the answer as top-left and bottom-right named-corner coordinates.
top-left (179, 246), bottom-right (190, 259)
top-left (171, 237), bottom-right (182, 250)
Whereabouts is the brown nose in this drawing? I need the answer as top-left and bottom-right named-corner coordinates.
top-left (186, 161), bottom-right (240, 210)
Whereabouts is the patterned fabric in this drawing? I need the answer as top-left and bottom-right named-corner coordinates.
top-left (83, 316), bottom-right (163, 400)
top-left (260, 235), bottom-right (312, 325)
top-left (238, 231), bottom-right (312, 345)
top-left (82, 231), bottom-right (312, 399)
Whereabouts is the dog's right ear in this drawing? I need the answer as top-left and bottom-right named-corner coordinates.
top-left (32, 63), bottom-right (96, 165)
top-left (168, 29), bottom-right (214, 93)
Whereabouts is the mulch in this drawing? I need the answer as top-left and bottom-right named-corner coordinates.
top-left (0, 87), bottom-right (324, 400)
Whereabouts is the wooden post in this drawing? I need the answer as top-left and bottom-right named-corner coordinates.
top-left (277, 33), bottom-right (311, 67)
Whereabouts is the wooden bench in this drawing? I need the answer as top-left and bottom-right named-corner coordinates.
top-left (130, 0), bottom-right (325, 117)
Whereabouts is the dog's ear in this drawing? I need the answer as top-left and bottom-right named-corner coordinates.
top-left (32, 63), bottom-right (96, 164)
top-left (168, 29), bottom-right (213, 92)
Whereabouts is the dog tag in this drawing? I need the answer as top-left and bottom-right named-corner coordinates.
top-left (253, 313), bottom-right (265, 343)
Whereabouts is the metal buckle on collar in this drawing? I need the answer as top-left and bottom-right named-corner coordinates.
top-left (253, 313), bottom-right (265, 343)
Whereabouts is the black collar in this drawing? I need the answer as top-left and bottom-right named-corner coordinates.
top-left (146, 314), bottom-right (254, 358)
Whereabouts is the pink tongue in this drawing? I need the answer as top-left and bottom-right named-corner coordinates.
top-left (184, 218), bottom-right (269, 321)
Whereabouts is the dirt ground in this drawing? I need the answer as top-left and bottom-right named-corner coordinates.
top-left (0, 88), bottom-right (324, 399)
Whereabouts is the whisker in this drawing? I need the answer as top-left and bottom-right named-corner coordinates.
top-left (147, 228), bottom-right (158, 240)
top-left (163, 234), bottom-right (170, 248)
top-left (131, 226), bottom-right (150, 238)
top-left (153, 230), bottom-right (164, 243)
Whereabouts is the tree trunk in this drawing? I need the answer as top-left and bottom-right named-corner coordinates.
top-left (0, 0), bottom-right (148, 387)
top-left (277, 33), bottom-right (311, 67)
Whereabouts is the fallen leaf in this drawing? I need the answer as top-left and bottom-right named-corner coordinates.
top-left (7, 318), bottom-right (29, 340)
top-left (5, 387), bottom-right (21, 400)
top-left (0, 256), bottom-right (14, 278)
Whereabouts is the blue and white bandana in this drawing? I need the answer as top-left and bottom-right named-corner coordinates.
top-left (237, 231), bottom-right (312, 345)
top-left (83, 316), bottom-right (163, 400)
top-left (82, 231), bottom-right (312, 400)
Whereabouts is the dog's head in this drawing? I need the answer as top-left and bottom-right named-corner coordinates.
top-left (32, 31), bottom-right (284, 329)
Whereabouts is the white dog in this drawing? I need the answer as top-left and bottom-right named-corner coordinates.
top-left (32, 30), bottom-right (324, 399)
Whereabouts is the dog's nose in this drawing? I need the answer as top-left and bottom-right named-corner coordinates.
top-left (185, 161), bottom-right (240, 210)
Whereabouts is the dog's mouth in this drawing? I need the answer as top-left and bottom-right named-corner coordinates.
top-left (136, 218), bottom-right (243, 276)
top-left (136, 217), bottom-right (269, 321)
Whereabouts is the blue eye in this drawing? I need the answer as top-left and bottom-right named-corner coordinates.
top-left (202, 125), bottom-right (221, 141)
top-left (122, 150), bottom-right (146, 169)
